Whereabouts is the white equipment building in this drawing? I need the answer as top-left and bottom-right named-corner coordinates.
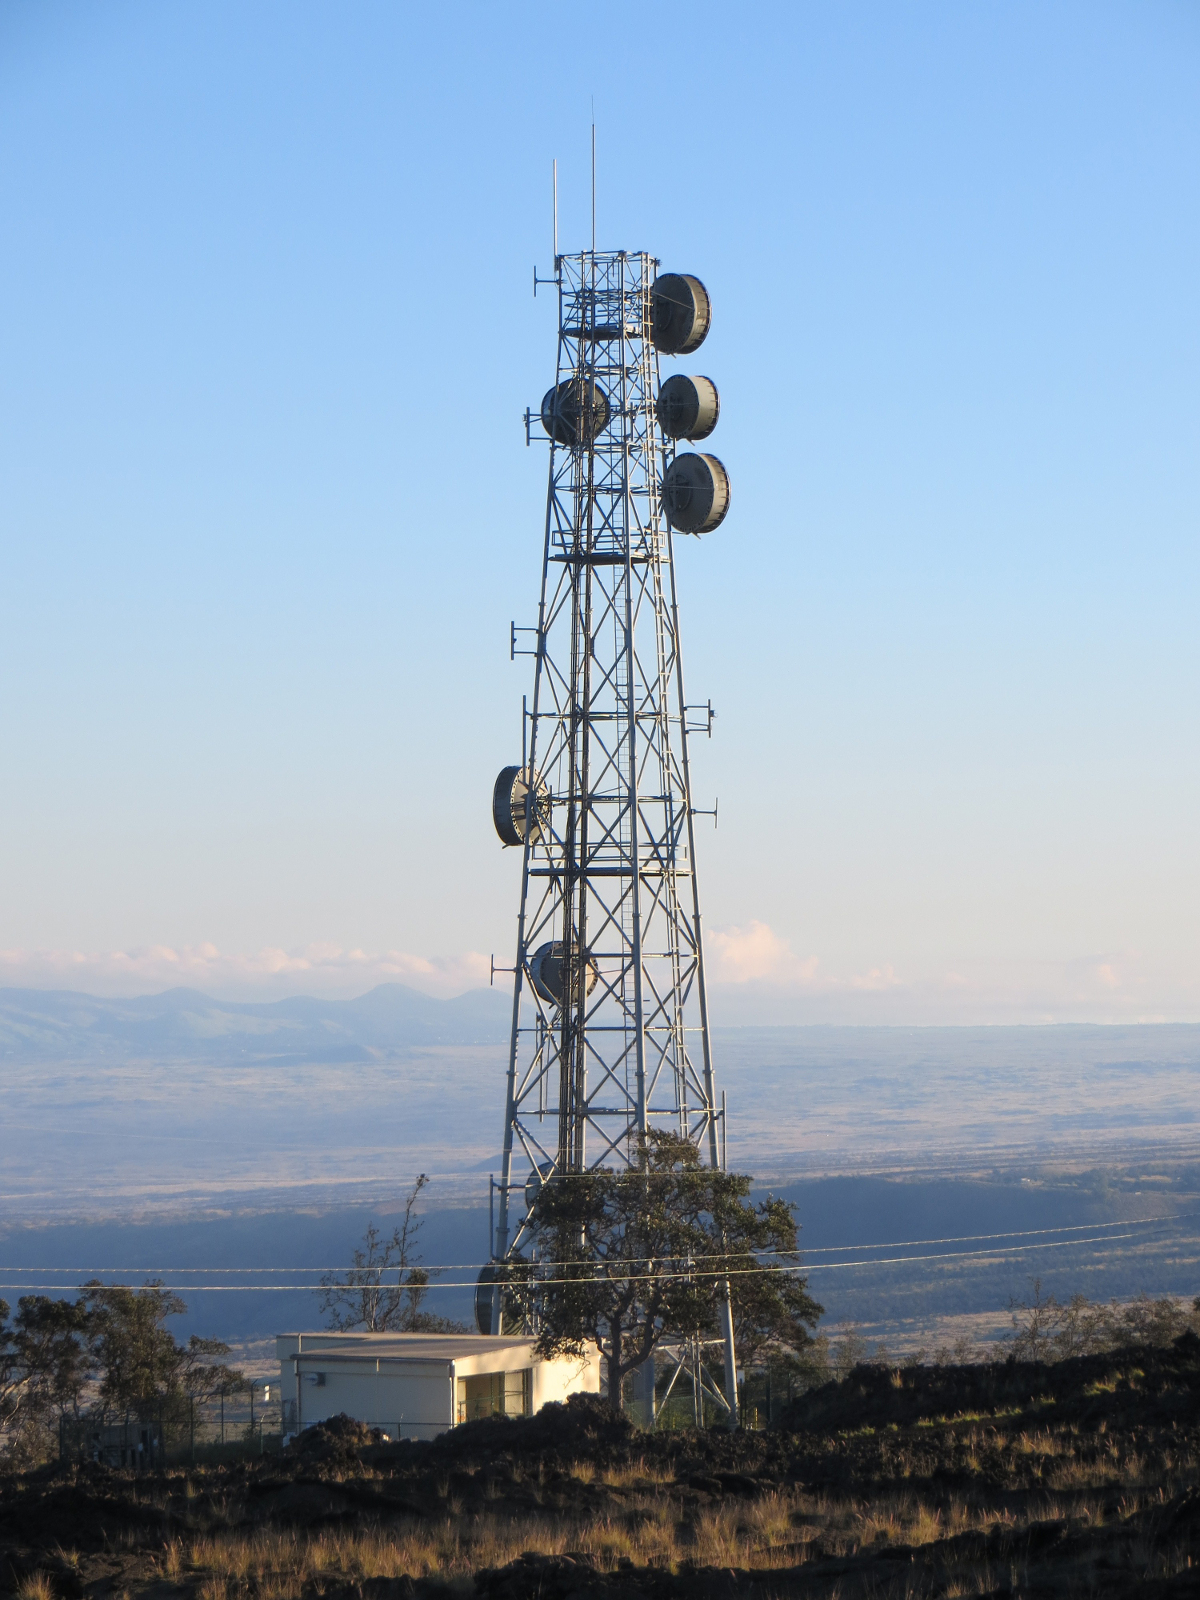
top-left (277, 1332), bottom-right (600, 1441)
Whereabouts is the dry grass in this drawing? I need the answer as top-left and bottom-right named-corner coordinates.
top-left (178, 1500), bottom-right (846, 1596)
top-left (15, 1577), bottom-right (56, 1600)
top-left (598, 1456), bottom-right (676, 1487)
top-left (165, 1455), bottom-right (1163, 1600)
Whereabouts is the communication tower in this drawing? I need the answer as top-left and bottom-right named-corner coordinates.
top-left (486, 243), bottom-right (736, 1419)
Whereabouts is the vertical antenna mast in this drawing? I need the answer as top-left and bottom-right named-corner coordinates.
top-left (590, 123), bottom-right (596, 252)
top-left (487, 243), bottom-right (735, 1421)
top-left (553, 158), bottom-right (558, 259)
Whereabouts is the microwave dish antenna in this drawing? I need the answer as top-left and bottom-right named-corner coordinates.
top-left (656, 373), bottom-right (720, 441)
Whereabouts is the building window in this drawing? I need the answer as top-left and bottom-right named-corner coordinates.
top-left (456, 1369), bottom-right (531, 1423)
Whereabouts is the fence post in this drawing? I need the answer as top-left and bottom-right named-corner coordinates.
top-left (190, 1395), bottom-right (195, 1464)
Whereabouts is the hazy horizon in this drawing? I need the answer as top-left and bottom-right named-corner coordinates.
top-left (3, 969), bottom-right (1199, 1028)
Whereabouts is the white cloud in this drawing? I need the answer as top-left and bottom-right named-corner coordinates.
top-left (706, 920), bottom-right (900, 993)
top-left (704, 926), bottom-right (1200, 1025)
top-left (706, 920), bottom-right (819, 986)
top-left (0, 943), bottom-right (492, 1001)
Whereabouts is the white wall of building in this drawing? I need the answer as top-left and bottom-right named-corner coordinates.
top-left (277, 1332), bottom-right (600, 1441)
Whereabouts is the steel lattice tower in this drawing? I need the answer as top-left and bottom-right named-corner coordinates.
top-left (487, 248), bottom-right (735, 1417)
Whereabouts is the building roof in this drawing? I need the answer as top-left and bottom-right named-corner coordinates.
top-left (280, 1332), bottom-right (537, 1362)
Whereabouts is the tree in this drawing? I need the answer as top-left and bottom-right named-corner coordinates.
top-left (83, 1280), bottom-right (187, 1416)
top-left (1, 1295), bottom-right (96, 1464)
top-left (81, 1280), bottom-right (241, 1422)
top-left (527, 1131), bottom-right (821, 1416)
top-left (180, 1335), bottom-right (244, 1407)
top-left (0, 1300), bottom-right (26, 1443)
top-left (12, 1296), bottom-right (93, 1425)
top-left (318, 1174), bottom-right (467, 1334)
top-left (1008, 1280), bottom-right (1200, 1362)
top-left (723, 1192), bottom-right (823, 1375)
top-left (1, 1285), bottom-right (240, 1460)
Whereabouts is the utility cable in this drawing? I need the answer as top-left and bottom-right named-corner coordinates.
top-left (3, 1224), bottom-right (1195, 1293)
top-left (2, 1211), bottom-right (1185, 1277)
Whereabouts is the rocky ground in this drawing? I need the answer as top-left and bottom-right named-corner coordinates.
top-left (3, 1335), bottom-right (1200, 1599)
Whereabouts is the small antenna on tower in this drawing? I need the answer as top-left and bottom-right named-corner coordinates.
top-left (552, 158), bottom-right (558, 259)
top-left (591, 118), bottom-right (596, 252)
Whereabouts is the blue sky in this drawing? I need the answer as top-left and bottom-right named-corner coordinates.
top-left (1, 1), bottom-right (1197, 1022)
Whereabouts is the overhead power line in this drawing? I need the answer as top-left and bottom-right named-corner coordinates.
top-left (0, 1210), bottom-right (1185, 1277)
top-left (2, 1224), bottom-right (1195, 1294)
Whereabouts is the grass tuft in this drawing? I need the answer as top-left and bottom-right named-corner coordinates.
top-left (15, 1577), bottom-right (55, 1600)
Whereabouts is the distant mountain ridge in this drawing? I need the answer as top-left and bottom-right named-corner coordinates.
top-left (0, 982), bottom-right (511, 1064)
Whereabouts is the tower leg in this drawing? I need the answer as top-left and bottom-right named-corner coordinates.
top-left (638, 1353), bottom-right (656, 1430)
top-left (720, 1284), bottom-right (739, 1428)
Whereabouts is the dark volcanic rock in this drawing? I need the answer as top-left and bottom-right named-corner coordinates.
top-left (247, 1479), bottom-right (359, 1525)
top-left (775, 1334), bottom-right (1200, 1437)
top-left (430, 1393), bottom-right (636, 1469)
top-left (360, 1580), bottom-right (419, 1600)
top-left (474, 1551), bottom-right (697, 1599)
top-left (292, 1411), bottom-right (386, 1461)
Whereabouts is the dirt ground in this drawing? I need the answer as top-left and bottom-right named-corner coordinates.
top-left (3, 1335), bottom-right (1200, 1599)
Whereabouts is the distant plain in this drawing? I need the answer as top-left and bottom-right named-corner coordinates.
top-left (2, 984), bottom-right (1198, 1350)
